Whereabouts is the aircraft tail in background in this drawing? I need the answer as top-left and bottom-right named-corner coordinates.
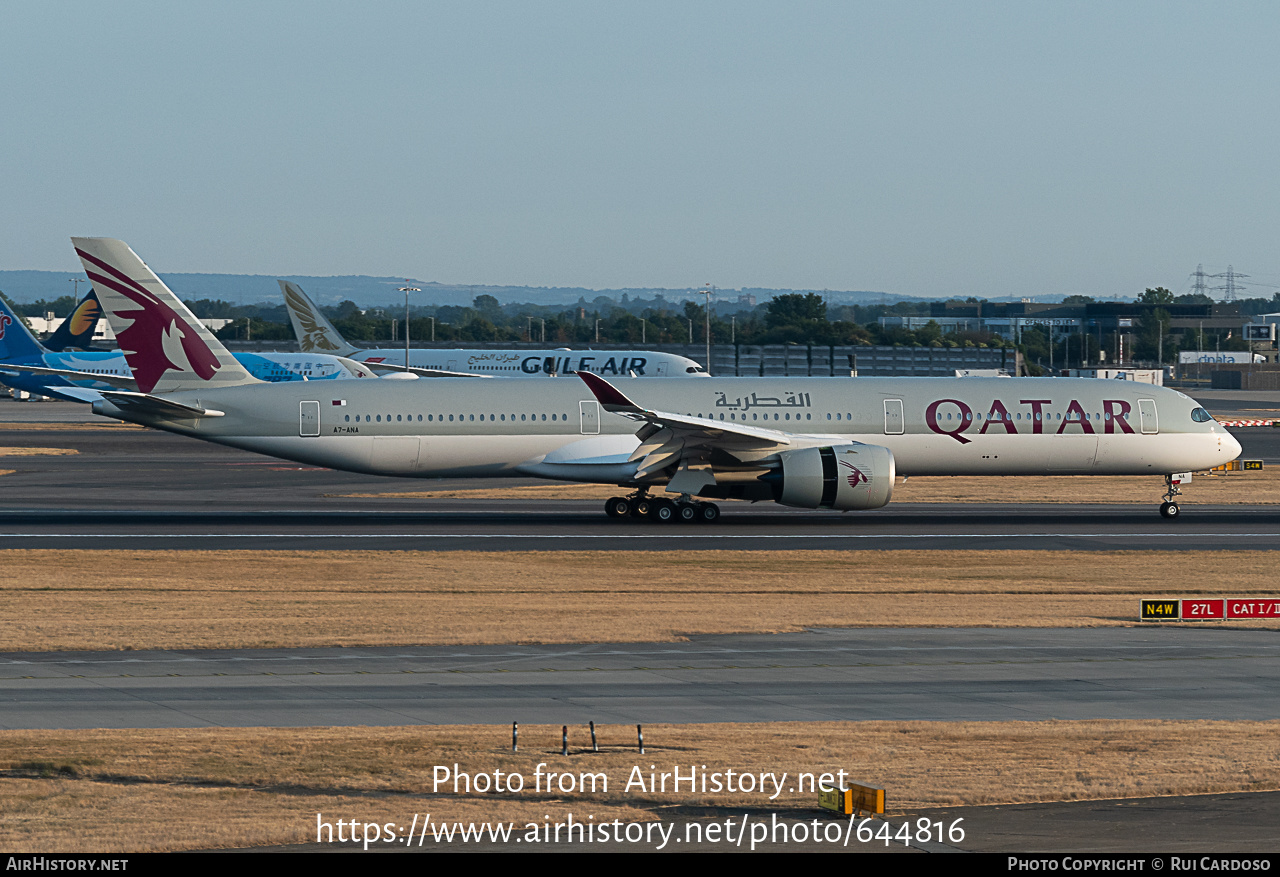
top-left (44, 289), bottom-right (105, 352)
top-left (0, 292), bottom-right (50, 362)
top-left (280, 280), bottom-right (358, 357)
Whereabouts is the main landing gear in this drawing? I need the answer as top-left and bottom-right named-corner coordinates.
top-left (1159, 474), bottom-right (1182, 520)
top-left (604, 490), bottom-right (720, 523)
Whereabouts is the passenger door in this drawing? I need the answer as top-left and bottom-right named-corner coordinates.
top-left (883, 399), bottom-right (905, 435)
top-left (580, 400), bottom-right (600, 435)
top-left (1139, 398), bottom-right (1159, 434)
top-left (299, 401), bottom-right (320, 437)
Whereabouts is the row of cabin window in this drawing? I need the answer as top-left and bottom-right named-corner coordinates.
top-left (343, 413), bottom-right (572, 423)
top-left (687, 411), bottom-right (1131, 423)
top-left (338, 408), bottom-right (1133, 426)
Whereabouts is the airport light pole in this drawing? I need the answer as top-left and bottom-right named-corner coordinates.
top-left (399, 286), bottom-right (420, 368)
top-left (703, 284), bottom-right (715, 375)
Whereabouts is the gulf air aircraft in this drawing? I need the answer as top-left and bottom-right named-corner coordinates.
top-left (0, 289), bottom-right (377, 403)
top-left (281, 280), bottom-right (708, 378)
top-left (75, 237), bottom-right (1241, 521)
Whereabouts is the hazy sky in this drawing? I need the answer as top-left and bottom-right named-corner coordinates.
top-left (5, 1), bottom-right (1280, 299)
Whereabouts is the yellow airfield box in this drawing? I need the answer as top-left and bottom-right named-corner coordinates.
top-left (819, 782), bottom-right (886, 816)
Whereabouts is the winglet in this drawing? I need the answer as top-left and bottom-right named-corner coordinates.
top-left (576, 370), bottom-right (641, 412)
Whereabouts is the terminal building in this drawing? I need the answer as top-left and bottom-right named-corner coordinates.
top-left (879, 299), bottom-right (1243, 343)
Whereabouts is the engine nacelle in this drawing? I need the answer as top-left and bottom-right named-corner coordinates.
top-left (761, 443), bottom-right (895, 510)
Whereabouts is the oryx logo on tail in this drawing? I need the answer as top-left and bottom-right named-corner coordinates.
top-left (74, 246), bottom-right (222, 393)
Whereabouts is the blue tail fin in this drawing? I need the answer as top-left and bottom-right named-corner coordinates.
top-left (44, 290), bottom-right (104, 352)
top-left (0, 293), bottom-right (49, 362)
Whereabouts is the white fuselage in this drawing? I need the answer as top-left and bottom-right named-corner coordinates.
top-left (90, 377), bottom-right (1241, 491)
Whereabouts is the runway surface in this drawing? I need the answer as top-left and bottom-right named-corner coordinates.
top-left (6, 505), bottom-right (1280, 550)
top-left (3, 627), bottom-right (1277, 730)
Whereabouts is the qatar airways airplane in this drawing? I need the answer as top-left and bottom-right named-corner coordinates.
top-left (73, 237), bottom-right (1241, 522)
top-left (280, 280), bottom-right (707, 378)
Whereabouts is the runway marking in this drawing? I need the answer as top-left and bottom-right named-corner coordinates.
top-left (6, 651), bottom-right (1275, 681)
top-left (7, 652), bottom-right (1277, 682)
top-left (3, 532), bottom-right (1280, 540)
top-left (4, 642), bottom-right (1276, 679)
top-left (7, 641), bottom-right (1274, 666)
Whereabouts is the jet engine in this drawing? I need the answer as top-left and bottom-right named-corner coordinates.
top-left (759, 443), bottom-right (895, 510)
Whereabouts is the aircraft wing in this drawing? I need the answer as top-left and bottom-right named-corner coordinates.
top-left (0, 362), bottom-right (138, 391)
top-left (333, 356), bottom-right (382, 379)
top-left (576, 371), bottom-right (845, 493)
top-left (360, 361), bottom-right (495, 379)
top-left (0, 380), bottom-right (106, 405)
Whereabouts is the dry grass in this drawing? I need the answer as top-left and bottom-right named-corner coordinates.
top-left (0, 446), bottom-right (78, 456)
top-left (1, 549), bottom-right (1276, 652)
top-left (1, 720), bottom-right (1277, 851)
top-left (337, 468), bottom-right (1280, 504)
top-left (0, 422), bottom-right (140, 431)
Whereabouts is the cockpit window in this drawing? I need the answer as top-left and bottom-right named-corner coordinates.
top-left (1191, 407), bottom-right (1215, 423)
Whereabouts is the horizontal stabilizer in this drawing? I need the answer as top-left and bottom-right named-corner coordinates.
top-left (0, 362), bottom-right (137, 391)
top-left (10, 384), bottom-right (104, 405)
top-left (96, 390), bottom-right (224, 419)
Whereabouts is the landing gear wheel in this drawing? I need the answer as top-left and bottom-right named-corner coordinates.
top-left (1159, 474), bottom-right (1184, 521)
top-left (605, 497), bottom-right (631, 518)
top-left (649, 499), bottom-right (675, 522)
top-left (698, 502), bottom-right (721, 523)
top-left (677, 503), bottom-right (698, 523)
top-left (633, 498), bottom-right (652, 518)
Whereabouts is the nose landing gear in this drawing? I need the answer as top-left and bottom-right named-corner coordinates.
top-left (1159, 473), bottom-right (1184, 520)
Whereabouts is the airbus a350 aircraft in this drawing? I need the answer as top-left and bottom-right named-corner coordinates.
top-left (75, 238), bottom-right (1242, 521)
top-left (281, 280), bottom-right (708, 378)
